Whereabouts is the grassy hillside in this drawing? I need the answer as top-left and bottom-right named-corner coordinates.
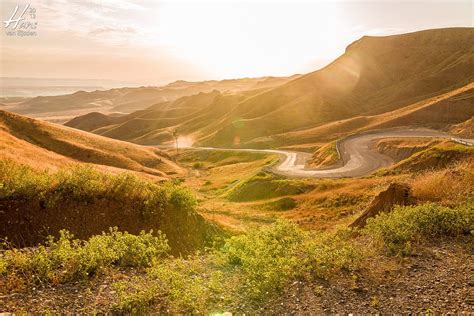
top-left (268, 82), bottom-right (474, 147)
top-left (66, 28), bottom-right (473, 148)
top-left (0, 110), bottom-right (184, 177)
top-left (380, 141), bottom-right (474, 174)
top-left (67, 90), bottom-right (256, 145)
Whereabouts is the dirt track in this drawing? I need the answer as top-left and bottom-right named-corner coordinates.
top-left (197, 128), bottom-right (473, 178)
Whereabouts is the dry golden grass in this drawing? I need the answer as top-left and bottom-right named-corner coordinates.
top-left (0, 110), bottom-right (184, 178)
top-left (309, 141), bottom-right (340, 168)
top-left (277, 82), bottom-right (474, 146)
top-left (450, 116), bottom-right (474, 138)
top-left (375, 137), bottom-right (441, 162)
top-left (411, 159), bottom-right (474, 206)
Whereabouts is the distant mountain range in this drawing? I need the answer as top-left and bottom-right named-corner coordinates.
top-left (0, 75), bottom-right (301, 123)
top-left (0, 77), bottom-right (142, 97)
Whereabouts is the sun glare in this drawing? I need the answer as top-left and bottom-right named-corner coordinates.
top-left (155, 2), bottom-right (346, 78)
top-left (177, 135), bottom-right (194, 148)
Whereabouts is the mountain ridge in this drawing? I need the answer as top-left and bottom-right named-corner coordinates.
top-left (65, 28), bottom-right (474, 148)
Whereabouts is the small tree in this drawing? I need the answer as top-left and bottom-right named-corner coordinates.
top-left (172, 129), bottom-right (179, 155)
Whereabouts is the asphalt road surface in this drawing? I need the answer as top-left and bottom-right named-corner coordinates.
top-left (171, 128), bottom-right (473, 178)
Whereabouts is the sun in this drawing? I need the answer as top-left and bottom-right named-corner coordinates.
top-left (154, 2), bottom-right (346, 78)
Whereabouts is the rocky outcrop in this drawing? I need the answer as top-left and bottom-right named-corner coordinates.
top-left (349, 183), bottom-right (412, 229)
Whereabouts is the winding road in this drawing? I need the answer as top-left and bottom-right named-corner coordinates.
top-left (192, 128), bottom-right (473, 178)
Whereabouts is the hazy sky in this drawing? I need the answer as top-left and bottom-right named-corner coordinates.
top-left (1, 0), bottom-right (472, 85)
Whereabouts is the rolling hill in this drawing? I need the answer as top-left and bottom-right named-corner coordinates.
top-left (0, 110), bottom-right (184, 178)
top-left (1, 75), bottom-right (300, 123)
top-left (66, 28), bottom-right (474, 148)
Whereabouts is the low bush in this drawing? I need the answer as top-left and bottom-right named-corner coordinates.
top-left (260, 197), bottom-right (297, 211)
top-left (192, 162), bottom-right (204, 169)
top-left (303, 228), bottom-right (361, 279)
top-left (148, 258), bottom-right (228, 313)
top-left (114, 257), bottom-right (231, 313)
top-left (0, 228), bottom-right (169, 291)
top-left (0, 160), bottom-right (197, 219)
top-left (221, 219), bottom-right (307, 300)
top-left (113, 219), bottom-right (360, 313)
top-left (222, 221), bottom-right (359, 300)
top-left (113, 278), bottom-right (161, 314)
top-left (169, 186), bottom-right (198, 214)
top-left (0, 159), bottom-right (50, 199)
top-left (363, 203), bottom-right (473, 255)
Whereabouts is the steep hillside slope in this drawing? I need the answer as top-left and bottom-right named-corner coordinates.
top-left (0, 110), bottom-right (183, 177)
top-left (66, 28), bottom-right (474, 148)
top-left (268, 82), bottom-right (474, 147)
top-left (203, 28), bottom-right (473, 146)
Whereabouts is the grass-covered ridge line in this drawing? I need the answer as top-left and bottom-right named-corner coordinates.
top-left (0, 159), bottom-right (196, 218)
top-left (178, 149), bottom-right (273, 169)
top-left (380, 141), bottom-right (474, 175)
top-left (225, 171), bottom-right (314, 202)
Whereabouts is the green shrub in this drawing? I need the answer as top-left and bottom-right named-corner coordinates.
top-left (260, 197), bottom-right (297, 211)
top-left (0, 228), bottom-right (169, 287)
top-left (363, 203), bottom-right (473, 255)
top-left (192, 162), bottom-right (204, 169)
top-left (149, 258), bottom-right (227, 313)
top-left (112, 220), bottom-right (360, 313)
top-left (220, 220), bottom-right (359, 302)
top-left (44, 165), bottom-right (106, 207)
top-left (113, 279), bottom-right (160, 314)
top-left (0, 159), bottom-right (50, 199)
top-left (0, 160), bottom-right (198, 220)
top-left (302, 228), bottom-right (360, 279)
top-left (169, 186), bottom-right (198, 214)
top-left (114, 256), bottom-right (231, 314)
top-left (221, 219), bottom-right (305, 300)
top-left (110, 172), bottom-right (149, 199)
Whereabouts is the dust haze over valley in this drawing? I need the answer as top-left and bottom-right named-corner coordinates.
top-left (0, 0), bottom-right (473, 313)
